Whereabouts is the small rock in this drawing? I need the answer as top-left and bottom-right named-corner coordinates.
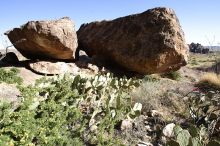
top-left (142, 135), bottom-right (152, 142)
top-left (144, 121), bottom-right (149, 125)
top-left (137, 141), bottom-right (153, 146)
top-left (162, 123), bottom-right (175, 138)
top-left (121, 119), bottom-right (133, 131)
top-left (88, 63), bottom-right (99, 73)
top-left (149, 110), bottom-right (162, 117)
top-left (145, 125), bottom-right (153, 132)
top-left (90, 125), bottom-right (98, 132)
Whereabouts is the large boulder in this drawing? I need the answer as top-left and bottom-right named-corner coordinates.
top-left (77, 7), bottom-right (188, 74)
top-left (5, 17), bottom-right (78, 60)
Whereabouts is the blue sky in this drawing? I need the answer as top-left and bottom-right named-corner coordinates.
top-left (0, 0), bottom-right (220, 47)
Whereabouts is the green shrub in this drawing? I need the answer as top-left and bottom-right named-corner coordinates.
top-left (186, 89), bottom-right (220, 128)
top-left (167, 87), bottom-right (220, 146)
top-left (0, 68), bottom-right (23, 85)
top-left (0, 73), bottom-right (141, 145)
top-left (162, 71), bottom-right (181, 81)
top-left (167, 125), bottom-right (220, 146)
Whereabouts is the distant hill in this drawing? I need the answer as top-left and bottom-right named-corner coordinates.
top-left (205, 46), bottom-right (220, 51)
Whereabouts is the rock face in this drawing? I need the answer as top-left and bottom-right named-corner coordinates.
top-left (77, 7), bottom-right (188, 74)
top-left (5, 17), bottom-right (78, 60)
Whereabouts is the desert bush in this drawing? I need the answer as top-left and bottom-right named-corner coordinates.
top-left (186, 88), bottom-right (220, 135)
top-left (132, 78), bottom-right (187, 121)
top-left (132, 79), bottom-right (163, 112)
top-left (0, 73), bottom-right (141, 145)
top-left (162, 71), bottom-right (181, 81)
top-left (167, 86), bottom-right (220, 145)
top-left (190, 57), bottom-right (199, 66)
top-left (0, 68), bottom-right (23, 85)
top-left (167, 125), bottom-right (220, 146)
top-left (197, 72), bottom-right (220, 89)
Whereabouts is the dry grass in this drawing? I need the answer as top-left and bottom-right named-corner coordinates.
top-left (131, 78), bottom-right (188, 121)
top-left (197, 72), bottom-right (220, 89)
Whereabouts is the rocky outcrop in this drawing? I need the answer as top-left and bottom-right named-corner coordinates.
top-left (28, 59), bottom-right (99, 75)
top-left (5, 17), bottom-right (78, 60)
top-left (28, 61), bottom-right (79, 75)
top-left (77, 7), bottom-right (188, 74)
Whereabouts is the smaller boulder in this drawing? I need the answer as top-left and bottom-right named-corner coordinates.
top-left (28, 61), bottom-right (79, 75)
top-left (5, 17), bottom-right (78, 60)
